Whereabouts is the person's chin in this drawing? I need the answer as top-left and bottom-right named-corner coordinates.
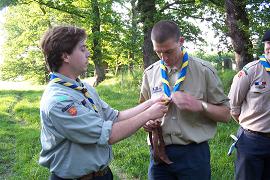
top-left (164, 62), bottom-right (172, 67)
top-left (266, 56), bottom-right (270, 62)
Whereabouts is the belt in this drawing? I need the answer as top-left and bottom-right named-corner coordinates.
top-left (246, 129), bottom-right (270, 138)
top-left (79, 166), bottom-right (109, 180)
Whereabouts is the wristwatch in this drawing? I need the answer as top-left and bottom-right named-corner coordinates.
top-left (201, 101), bottom-right (208, 112)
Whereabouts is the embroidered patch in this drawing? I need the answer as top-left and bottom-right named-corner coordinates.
top-left (237, 70), bottom-right (245, 78)
top-left (62, 102), bottom-right (75, 112)
top-left (57, 95), bottom-right (68, 102)
top-left (152, 86), bottom-right (162, 93)
top-left (254, 81), bottom-right (266, 89)
top-left (67, 106), bottom-right (77, 116)
top-left (81, 99), bottom-right (87, 107)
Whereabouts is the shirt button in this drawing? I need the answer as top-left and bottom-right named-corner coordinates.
top-left (172, 116), bottom-right (176, 120)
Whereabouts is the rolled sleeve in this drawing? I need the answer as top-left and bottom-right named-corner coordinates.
top-left (48, 99), bottom-right (113, 145)
top-left (97, 120), bottom-right (113, 145)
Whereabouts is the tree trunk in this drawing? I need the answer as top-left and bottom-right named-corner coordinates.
top-left (225, 0), bottom-right (253, 71)
top-left (129, 0), bottom-right (137, 73)
top-left (137, 0), bottom-right (159, 69)
top-left (91, 0), bottom-right (105, 86)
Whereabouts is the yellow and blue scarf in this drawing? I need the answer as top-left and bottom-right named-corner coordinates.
top-left (50, 73), bottom-right (98, 113)
top-left (160, 47), bottom-right (189, 98)
top-left (260, 54), bottom-right (270, 74)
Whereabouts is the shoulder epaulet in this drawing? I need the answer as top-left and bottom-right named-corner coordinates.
top-left (145, 64), bottom-right (154, 72)
top-left (191, 56), bottom-right (217, 74)
top-left (242, 60), bottom-right (260, 75)
top-left (243, 60), bottom-right (259, 70)
top-left (144, 60), bottom-right (160, 73)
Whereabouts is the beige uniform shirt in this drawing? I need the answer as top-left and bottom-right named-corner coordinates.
top-left (140, 56), bottom-right (229, 145)
top-left (229, 60), bottom-right (270, 133)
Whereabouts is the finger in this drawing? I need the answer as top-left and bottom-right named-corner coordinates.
top-left (154, 120), bottom-right (161, 126)
top-left (147, 120), bottom-right (156, 128)
top-left (143, 126), bottom-right (152, 132)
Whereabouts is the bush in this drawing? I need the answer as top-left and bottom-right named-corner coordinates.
top-left (218, 69), bottom-right (237, 94)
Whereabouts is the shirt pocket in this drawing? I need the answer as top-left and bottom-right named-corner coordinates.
top-left (248, 86), bottom-right (270, 112)
top-left (185, 89), bottom-right (204, 101)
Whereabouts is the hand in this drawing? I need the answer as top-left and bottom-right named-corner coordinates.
top-left (146, 102), bottom-right (168, 120)
top-left (143, 119), bottom-right (162, 132)
top-left (171, 91), bottom-right (203, 112)
top-left (150, 95), bottom-right (171, 106)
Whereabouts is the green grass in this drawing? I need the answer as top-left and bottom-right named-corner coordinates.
top-left (0, 71), bottom-right (238, 179)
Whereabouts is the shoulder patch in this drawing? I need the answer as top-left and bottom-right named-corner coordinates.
top-left (62, 102), bottom-right (75, 112)
top-left (242, 67), bottom-right (248, 75)
top-left (56, 95), bottom-right (69, 102)
top-left (237, 70), bottom-right (246, 78)
top-left (67, 106), bottom-right (77, 116)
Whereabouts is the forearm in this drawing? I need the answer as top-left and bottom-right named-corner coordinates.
top-left (201, 102), bottom-right (230, 122)
top-left (109, 111), bottom-right (151, 144)
top-left (118, 99), bottom-right (153, 121)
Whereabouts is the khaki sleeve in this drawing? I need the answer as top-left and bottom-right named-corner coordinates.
top-left (228, 70), bottom-right (250, 115)
top-left (139, 72), bottom-right (151, 103)
top-left (205, 67), bottom-right (230, 107)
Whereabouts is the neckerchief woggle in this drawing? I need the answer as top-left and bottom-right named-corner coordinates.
top-left (160, 47), bottom-right (189, 98)
top-left (49, 73), bottom-right (98, 113)
top-left (260, 54), bottom-right (270, 75)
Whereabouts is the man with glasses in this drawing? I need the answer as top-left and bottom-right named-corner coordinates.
top-left (229, 29), bottom-right (270, 180)
top-left (140, 20), bottom-right (230, 180)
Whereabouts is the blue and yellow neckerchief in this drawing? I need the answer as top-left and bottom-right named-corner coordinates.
top-left (50, 73), bottom-right (98, 113)
top-left (260, 54), bottom-right (270, 74)
top-left (160, 47), bottom-right (189, 98)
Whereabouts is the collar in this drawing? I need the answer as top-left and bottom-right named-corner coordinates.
top-left (52, 72), bottom-right (83, 86)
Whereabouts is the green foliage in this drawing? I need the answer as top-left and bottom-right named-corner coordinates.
top-left (218, 69), bottom-right (236, 94)
top-left (0, 3), bottom-right (82, 83)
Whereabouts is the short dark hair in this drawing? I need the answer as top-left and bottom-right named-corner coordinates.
top-left (151, 20), bottom-right (181, 43)
top-left (262, 29), bottom-right (270, 42)
top-left (40, 26), bottom-right (87, 72)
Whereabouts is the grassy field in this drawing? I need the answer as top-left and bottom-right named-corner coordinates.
top-left (0, 71), bottom-right (238, 180)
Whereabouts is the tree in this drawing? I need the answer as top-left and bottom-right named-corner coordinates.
top-left (225, 0), bottom-right (253, 70)
top-left (206, 0), bottom-right (270, 70)
top-left (137, 0), bottom-right (158, 69)
top-left (0, 0), bottom-right (107, 85)
top-left (0, 4), bottom-right (78, 83)
top-left (90, 0), bottom-right (104, 86)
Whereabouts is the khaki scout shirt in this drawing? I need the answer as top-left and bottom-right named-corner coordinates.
top-left (140, 56), bottom-right (229, 145)
top-left (39, 73), bottom-right (118, 178)
top-left (229, 60), bottom-right (270, 133)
